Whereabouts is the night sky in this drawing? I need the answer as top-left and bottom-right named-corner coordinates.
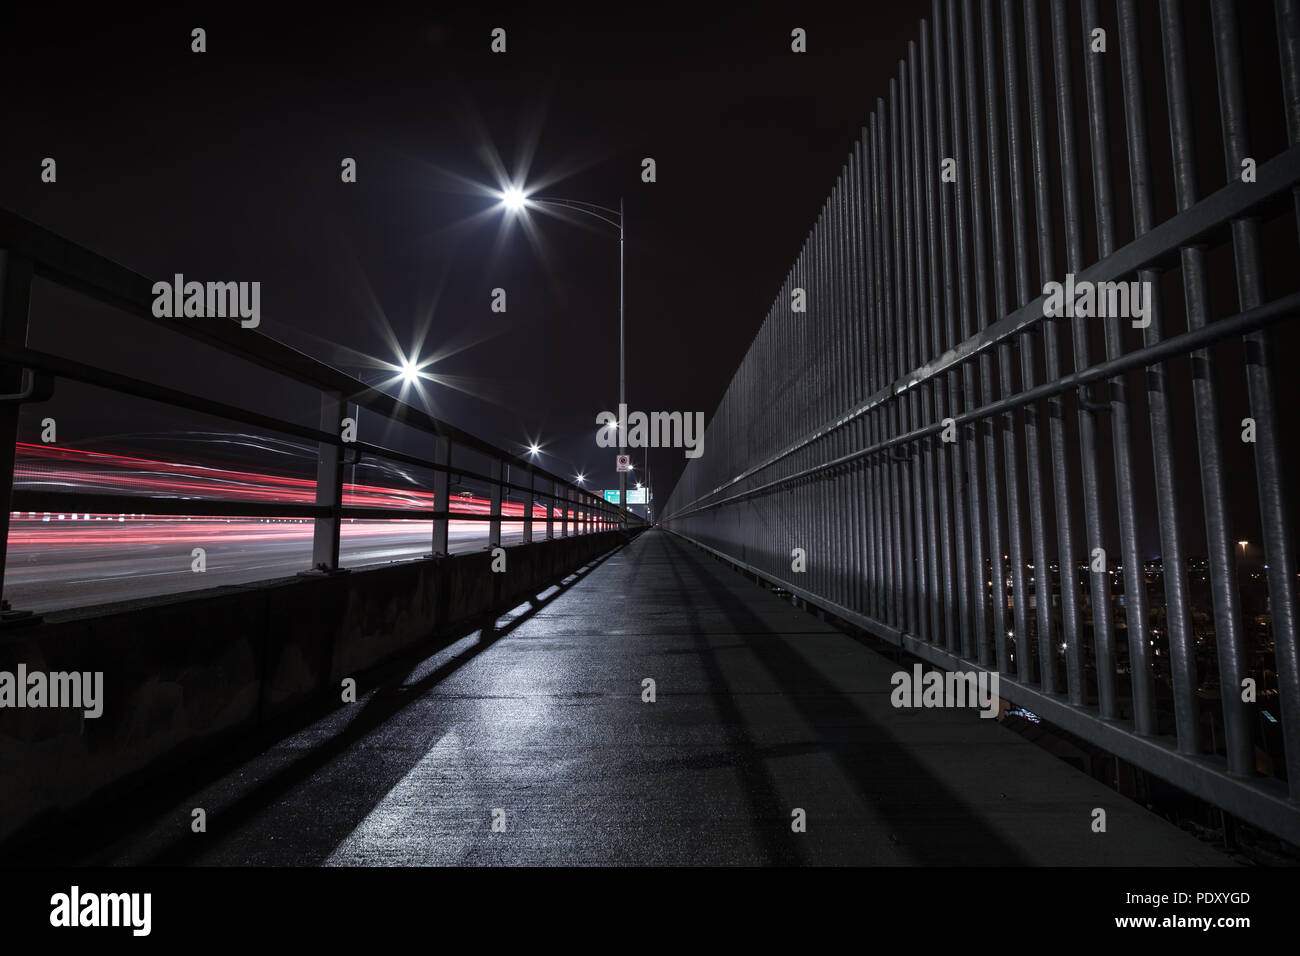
top-left (0, 1), bottom-right (933, 500)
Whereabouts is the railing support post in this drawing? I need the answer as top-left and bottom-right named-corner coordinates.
top-left (431, 436), bottom-right (450, 556)
top-left (547, 480), bottom-right (556, 540)
top-left (488, 458), bottom-right (502, 549)
top-left (0, 251), bottom-right (35, 621)
top-left (523, 472), bottom-right (534, 544)
top-left (310, 391), bottom-right (347, 573)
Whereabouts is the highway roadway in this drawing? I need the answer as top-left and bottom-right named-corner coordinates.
top-left (3, 518), bottom-right (537, 614)
top-left (4, 438), bottom-right (602, 614)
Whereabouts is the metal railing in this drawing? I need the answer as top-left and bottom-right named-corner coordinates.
top-left (0, 209), bottom-right (636, 615)
top-left (662, 0), bottom-right (1300, 844)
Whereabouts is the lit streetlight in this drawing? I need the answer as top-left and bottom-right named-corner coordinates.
top-left (498, 185), bottom-right (627, 527)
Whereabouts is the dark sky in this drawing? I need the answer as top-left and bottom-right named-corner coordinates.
top-left (0, 1), bottom-right (933, 500)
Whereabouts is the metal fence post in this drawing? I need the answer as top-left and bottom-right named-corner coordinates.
top-left (0, 251), bottom-right (34, 617)
top-left (523, 470), bottom-right (534, 544)
top-left (488, 458), bottom-right (502, 549)
top-left (309, 391), bottom-right (347, 572)
top-left (547, 480), bottom-right (557, 540)
top-left (431, 436), bottom-right (450, 556)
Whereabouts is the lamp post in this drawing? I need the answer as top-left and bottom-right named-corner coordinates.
top-left (500, 189), bottom-right (626, 527)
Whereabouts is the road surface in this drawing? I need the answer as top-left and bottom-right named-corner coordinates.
top-left (4, 519), bottom-right (540, 613)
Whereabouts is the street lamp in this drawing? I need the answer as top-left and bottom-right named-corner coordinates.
top-left (502, 187), bottom-right (528, 211)
top-left (499, 187), bottom-right (627, 527)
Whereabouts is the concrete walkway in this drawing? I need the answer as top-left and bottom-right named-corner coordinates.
top-left (79, 529), bottom-right (1229, 865)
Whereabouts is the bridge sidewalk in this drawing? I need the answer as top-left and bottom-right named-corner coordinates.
top-left (80, 529), bottom-right (1229, 865)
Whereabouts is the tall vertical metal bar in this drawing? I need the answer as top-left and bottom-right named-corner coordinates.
top-left (850, 158), bottom-right (860, 608)
top-left (982, 0), bottom-right (1031, 679)
top-left (793, 245), bottom-right (804, 598)
top-left (1211, 0), bottom-right (1292, 778)
top-left (1050, 0), bottom-right (1116, 716)
top-left (948, 0), bottom-right (989, 660)
top-left (901, 55), bottom-right (926, 639)
top-left (782, 274), bottom-right (793, 589)
top-left (833, 171), bottom-right (852, 614)
top-left (883, 91), bottom-right (904, 631)
top-left (827, 194), bottom-right (838, 611)
top-left (797, 238), bottom-right (809, 602)
top-left (1117, 0), bottom-right (1190, 741)
top-left (1160, 0), bottom-right (1245, 761)
top-left (848, 145), bottom-right (867, 617)
top-left (1272, 0), bottom-right (1300, 797)
top-left (962, 0), bottom-right (1006, 670)
top-left (892, 78), bottom-right (912, 635)
top-left (830, 189), bottom-right (841, 610)
top-left (843, 169), bottom-right (857, 615)
top-left (920, 21), bottom-right (954, 649)
top-left (911, 32), bottom-right (942, 646)
top-left (934, 0), bottom-right (969, 656)
top-left (800, 223), bottom-right (811, 598)
top-left (1026, 0), bottom-right (1085, 704)
top-left (1002, 0), bottom-right (1054, 690)
top-left (1081, 0), bottom-right (1152, 729)
top-left (812, 203), bottom-right (824, 601)
top-left (868, 114), bottom-right (887, 623)
top-left (816, 201), bottom-right (830, 607)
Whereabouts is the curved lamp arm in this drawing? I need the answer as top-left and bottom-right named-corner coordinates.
top-left (528, 196), bottom-right (622, 232)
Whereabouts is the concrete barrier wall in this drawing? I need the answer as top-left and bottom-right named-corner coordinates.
top-left (0, 530), bottom-right (632, 850)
